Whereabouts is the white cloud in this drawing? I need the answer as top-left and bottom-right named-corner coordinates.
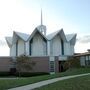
top-left (0, 45), bottom-right (9, 56)
top-left (77, 35), bottom-right (90, 43)
top-left (0, 40), bottom-right (6, 46)
top-left (75, 34), bottom-right (90, 53)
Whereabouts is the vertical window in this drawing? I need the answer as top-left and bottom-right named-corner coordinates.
top-left (16, 40), bottom-right (18, 56)
top-left (80, 56), bottom-right (85, 66)
top-left (88, 60), bottom-right (90, 66)
top-left (87, 55), bottom-right (90, 66)
top-left (86, 56), bottom-right (88, 60)
top-left (46, 41), bottom-right (47, 55)
top-left (29, 38), bottom-right (33, 55)
top-left (50, 41), bottom-right (53, 55)
top-left (43, 38), bottom-right (47, 55)
top-left (85, 56), bottom-right (90, 66)
top-left (61, 39), bottom-right (64, 55)
top-left (89, 56), bottom-right (90, 60)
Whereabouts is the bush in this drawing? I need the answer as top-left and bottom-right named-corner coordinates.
top-left (15, 72), bottom-right (49, 77)
top-left (63, 56), bottom-right (80, 70)
top-left (0, 72), bottom-right (10, 77)
top-left (0, 71), bottom-right (49, 77)
top-left (15, 55), bottom-right (36, 77)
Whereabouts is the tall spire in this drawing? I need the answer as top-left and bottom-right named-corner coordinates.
top-left (41, 9), bottom-right (43, 25)
top-left (37, 9), bottom-right (47, 36)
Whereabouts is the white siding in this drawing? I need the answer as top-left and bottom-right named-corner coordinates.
top-left (58, 56), bottom-right (67, 61)
top-left (10, 44), bottom-right (16, 56)
top-left (9, 31), bottom-right (76, 57)
top-left (64, 42), bottom-right (71, 55)
top-left (51, 35), bottom-right (62, 56)
top-left (17, 39), bottom-right (25, 56)
top-left (80, 56), bottom-right (85, 66)
top-left (70, 45), bottom-right (74, 55)
top-left (47, 41), bottom-right (50, 55)
top-left (86, 56), bottom-right (88, 60)
top-left (25, 41), bottom-right (29, 55)
top-left (31, 33), bottom-right (46, 56)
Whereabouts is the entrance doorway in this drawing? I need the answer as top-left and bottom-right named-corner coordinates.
top-left (58, 61), bottom-right (65, 72)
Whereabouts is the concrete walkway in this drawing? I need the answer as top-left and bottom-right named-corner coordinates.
top-left (0, 77), bottom-right (26, 80)
top-left (0, 77), bottom-right (19, 80)
top-left (8, 73), bottom-right (90, 90)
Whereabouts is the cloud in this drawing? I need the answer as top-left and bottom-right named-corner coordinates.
top-left (0, 39), bottom-right (7, 46)
top-left (0, 37), bottom-right (9, 56)
top-left (77, 35), bottom-right (90, 43)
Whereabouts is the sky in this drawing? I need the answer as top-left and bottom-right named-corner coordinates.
top-left (0, 0), bottom-right (90, 56)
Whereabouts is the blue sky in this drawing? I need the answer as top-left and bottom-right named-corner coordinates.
top-left (0, 0), bottom-right (90, 56)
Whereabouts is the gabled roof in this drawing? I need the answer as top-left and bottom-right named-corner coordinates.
top-left (66, 34), bottom-right (77, 45)
top-left (13, 31), bottom-right (30, 41)
top-left (28, 27), bottom-right (48, 41)
top-left (66, 34), bottom-right (76, 41)
top-left (5, 37), bottom-right (12, 47)
top-left (46, 29), bottom-right (67, 41)
top-left (46, 30), bottom-right (60, 40)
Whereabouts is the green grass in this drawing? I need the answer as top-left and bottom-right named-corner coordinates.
top-left (0, 67), bottom-right (90, 90)
top-left (35, 75), bottom-right (90, 90)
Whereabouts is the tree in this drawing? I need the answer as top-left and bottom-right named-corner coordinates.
top-left (16, 54), bottom-right (35, 77)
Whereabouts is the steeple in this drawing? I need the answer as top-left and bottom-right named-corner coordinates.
top-left (37, 9), bottom-right (47, 36)
top-left (41, 9), bottom-right (43, 25)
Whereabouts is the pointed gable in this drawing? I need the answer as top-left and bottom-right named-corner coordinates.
top-left (28, 27), bottom-right (47, 41)
top-left (14, 31), bottom-right (30, 41)
top-left (46, 28), bottom-right (66, 41)
top-left (66, 34), bottom-right (77, 45)
top-left (12, 31), bottom-right (30, 44)
top-left (5, 37), bottom-right (12, 47)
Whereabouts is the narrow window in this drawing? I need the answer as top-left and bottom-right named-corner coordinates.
top-left (61, 39), bottom-right (64, 55)
top-left (43, 38), bottom-right (47, 55)
top-left (50, 41), bottom-right (53, 55)
top-left (29, 38), bottom-right (33, 55)
top-left (16, 40), bottom-right (18, 56)
top-left (85, 56), bottom-right (90, 66)
top-left (88, 56), bottom-right (90, 66)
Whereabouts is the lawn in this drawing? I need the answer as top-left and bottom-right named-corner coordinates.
top-left (0, 67), bottom-right (90, 90)
top-left (35, 75), bottom-right (90, 90)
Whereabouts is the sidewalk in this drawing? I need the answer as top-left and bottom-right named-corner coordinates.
top-left (8, 73), bottom-right (90, 90)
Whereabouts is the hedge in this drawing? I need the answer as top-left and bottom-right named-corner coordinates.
top-left (0, 71), bottom-right (49, 77)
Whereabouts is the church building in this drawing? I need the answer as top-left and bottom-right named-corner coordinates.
top-left (5, 12), bottom-right (77, 73)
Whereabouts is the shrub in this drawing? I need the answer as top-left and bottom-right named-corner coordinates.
top-left (0, 72), bottom-right (10, 77)
top-left (15, 72), bottom-right (49, 77)
top-left (0, 72), bottom-right (49, 77)
top-left (63, 56), bottom-right (80, 70)
top-left (15, 55), bottom-right (36, 77)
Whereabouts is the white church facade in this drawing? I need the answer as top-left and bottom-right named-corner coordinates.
top-left (5, 25), bottom-right (76, 73)
top-left (6, 27), bottom-right (76, 57)
top-left (5, 12), bottom-right (77, 73)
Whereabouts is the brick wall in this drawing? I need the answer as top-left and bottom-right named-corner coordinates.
top-left (29, 57), bottom-right (49, 73)
top-left (0, 56), bottom-right (50, 73)
top-left (0, 57), bottom-right (12, 71)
